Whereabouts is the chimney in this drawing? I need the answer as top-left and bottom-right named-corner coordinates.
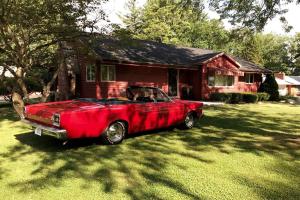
top-left (275, 72), bottom-right (285, 80)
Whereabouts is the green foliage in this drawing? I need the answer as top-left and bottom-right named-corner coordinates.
top-left (118, 0), bottom-right (300, 75)
top-left (0, 78), bottom-right (14, 95)
top-left (257, 92), bottom-right (270, 101)
top-left (259, 74), bottom-right (280, 101)
top-left (118, 0), bottom-right (229, 50)
top-left (210, 92), bottom-right (270, 103)
top-left (230, 93), bottom-right (243, 104)
top-left (210, 93), bottom-right (232, 103)
top-left (0, 0), bottom-right (107, 99)
top-left (209, 0), bottom-right (296, 31)
top-left (242, 93), bottom-right (258, 103)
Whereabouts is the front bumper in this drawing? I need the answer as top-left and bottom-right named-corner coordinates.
top-left (22, 119), bottom-right (67, 140)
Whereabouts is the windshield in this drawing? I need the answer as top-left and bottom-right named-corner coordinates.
top-left (127, 87), bottom-right (171, 102)
top-left (75, 87), bottom-right (171, 104)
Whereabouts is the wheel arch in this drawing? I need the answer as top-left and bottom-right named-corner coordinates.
top-left (108, 119), bottom-right (129, 135)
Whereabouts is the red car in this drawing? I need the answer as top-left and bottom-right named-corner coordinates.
top-left (22, 86), bottom-right (203, 144)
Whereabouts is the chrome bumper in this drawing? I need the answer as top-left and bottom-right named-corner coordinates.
top-left (22, 119), bottom-right (67, 140)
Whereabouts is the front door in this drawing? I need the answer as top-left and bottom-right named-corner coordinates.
top-left (168, 69), bottom-right (178, 97)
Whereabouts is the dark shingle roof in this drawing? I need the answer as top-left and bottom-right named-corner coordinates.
top-left (84, 36), bottom-right (221, 66)
top-left (81, 36), bottom-right (271, 73)
top-left (233, 57), bottom-right (272, 73)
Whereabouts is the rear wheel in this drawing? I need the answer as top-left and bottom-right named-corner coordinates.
top-left (102, 121), bottom-right (126, 145)
top-left (182, 112), bottom-right (195, 129)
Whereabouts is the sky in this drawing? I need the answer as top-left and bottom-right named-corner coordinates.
top-left (102, 0), bottom-right (300, 36)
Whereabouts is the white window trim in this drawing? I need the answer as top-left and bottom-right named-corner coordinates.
top-left (208, 74), bottom-right (235, 87)
top-left (245, 73), bottom-right (255, 84)
top-left (86, 64), bottom-right (95, 82)
top-left (100, 64), bottom-right (116, 82)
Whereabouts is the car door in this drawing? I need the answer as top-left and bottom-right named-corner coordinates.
top-left (157, 101), bottom-right (185, 128)
top-left (128, 102), bottom-right (160, 133)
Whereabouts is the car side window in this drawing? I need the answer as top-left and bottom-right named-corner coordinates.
top-left (154, 89), bottom-right (171, 102)
top-left (126, 87), bottom-right (171, 103)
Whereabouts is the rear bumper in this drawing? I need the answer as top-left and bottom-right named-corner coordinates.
top-left (22, 119), bottom-right (67, 140)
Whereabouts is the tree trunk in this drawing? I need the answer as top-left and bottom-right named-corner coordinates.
top-left (12, 67), bottom-right (28, 117)
top-left (12, 91), bottom-right (25, 118)
top-left (41, 69), bottom-right (59, 102)
top-left (57, 43), bottom-right (70, 101)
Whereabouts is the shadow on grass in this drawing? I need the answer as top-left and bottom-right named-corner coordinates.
top-left (234, 161), bottom-right (300, 200)
top-left (0, 105), bottom-right (299, 199)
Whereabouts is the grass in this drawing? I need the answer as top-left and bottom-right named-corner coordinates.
top-left (0, 103), bottom-right (299, 200)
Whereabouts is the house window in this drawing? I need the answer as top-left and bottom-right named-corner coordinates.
top-left (245, 73), bottom-right (255, 83)
top-left (208, 74), bottom-right (234, 87)
top-left (101, 65), bottom-right (116, 82)
top-left (86, 64), bottom-right (95, 82)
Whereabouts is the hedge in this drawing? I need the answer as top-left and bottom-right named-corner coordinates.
top-left (257, 92), bottom-right (270, 101)
top-left (210, 92), bottom-right (270, 104)
top-left (209, 93), bottom-right (232, 103)
top-left (242, 93), bottom-right (258, 103)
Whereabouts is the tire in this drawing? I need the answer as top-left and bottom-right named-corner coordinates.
top-left (182, 112), bottom-right (195, 129)
top-left (101, 121), bottom-right (126, 145)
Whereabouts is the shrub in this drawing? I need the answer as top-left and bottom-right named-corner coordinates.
top-left (25, 77), bottom-right (43, 93)
top-left (242, 93), bottom-right (258, 103)
top-left (230, 93), bottom-right (243, 104)
top-left (0, 78), bottom-right (14, 95)
top-left (258, 74), bottom-right (279, 101)
top-left (210, 92), bottom-right (269, 103)
top-left (257, 92), bottom-right (270, 101)
top-left (210, 93), bottom-right (232, 103)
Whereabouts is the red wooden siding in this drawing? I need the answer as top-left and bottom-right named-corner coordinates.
top-left (80, 62), bottom-right (169, 99)
top-left (201, 55), bottom-right (242, 99)
top-left (78, 55), bottom-right (263, 100)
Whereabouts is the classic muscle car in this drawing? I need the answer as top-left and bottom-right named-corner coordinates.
top-left (22, 86), bottom-right (203, 144)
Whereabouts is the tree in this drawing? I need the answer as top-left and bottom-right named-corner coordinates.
top-left (209, 0), bottom-right (299, 31)
top-left (225, 29), bottom-right (263, 65)
top-left (289, 33), bottom-right (300, 75)
top-left (118, 0), bottom-right (229, 50)
top-left (259, 74), bottom-right (280, 101)
top-left (257, 33), bottom-right (293, 73)
top-left (0, 0), bottom-right (107, 116)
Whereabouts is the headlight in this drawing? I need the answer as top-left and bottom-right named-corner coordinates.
top-left (52, 114), bottom-right (60, 127)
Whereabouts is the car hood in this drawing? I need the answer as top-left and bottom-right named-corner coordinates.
top-left (24, 100), bottom-right (103, 125)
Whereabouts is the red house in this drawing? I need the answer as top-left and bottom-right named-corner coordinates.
top-left (72, 36), bottom-right (271, 100)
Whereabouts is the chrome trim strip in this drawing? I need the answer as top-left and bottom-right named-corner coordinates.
top-left (22, 119), bottom-right (67, 140)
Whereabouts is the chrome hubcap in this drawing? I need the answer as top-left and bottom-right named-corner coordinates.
top-left (185, 114), bottom-right (194, 128)
top-left (107, 122), bottom-right (125, 143)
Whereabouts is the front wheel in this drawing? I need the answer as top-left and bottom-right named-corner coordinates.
top-left (101, 121), bottom-right (126, 145)
top-left (182, 113), bottom-right (195, 129)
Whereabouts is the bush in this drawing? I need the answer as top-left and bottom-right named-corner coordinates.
top-left (210, 92), bottom-right (269, 104)
top-left (242, 93), bottom-right (258, 103)
top-left (25, 77), bottom-right (43, 93)
top-left (257, 92), bottom-right (270, 101)
top-left (230, 93), bottom-right (243, 104)
top-left (210, 93), bottom-right (232, 103)
top-left (258, 74), bottom-right (279, 101)
top-left (0, 78), bottom-right (14, 95)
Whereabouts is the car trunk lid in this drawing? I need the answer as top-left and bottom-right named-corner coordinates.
top-left (24, 100), bottom-right (101, 126)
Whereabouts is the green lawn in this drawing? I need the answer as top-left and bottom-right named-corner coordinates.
top-left (0, 103), bottom-right (299, 200)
